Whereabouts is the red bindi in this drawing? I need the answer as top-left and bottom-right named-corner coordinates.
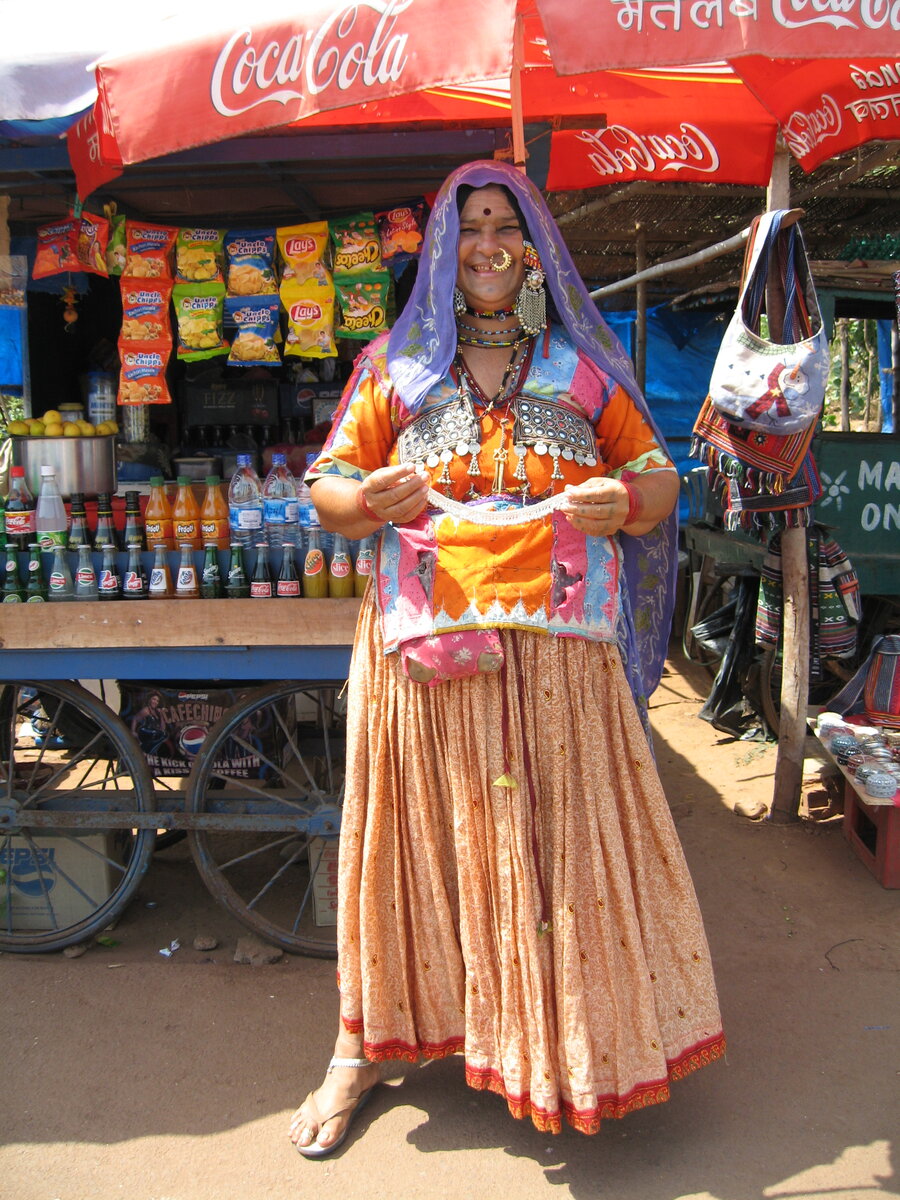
top-left (483, 207), bottom-right (492, 214)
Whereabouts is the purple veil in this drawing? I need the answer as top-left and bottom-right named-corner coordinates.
top-left (386, 160), bottom-right (677, 705)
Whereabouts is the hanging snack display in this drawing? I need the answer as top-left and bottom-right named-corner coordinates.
top-left (121, 220), bottom-right (178, 279)
top-left (104, 202), bottom-right (126, 275)
top-left (224, 229), bottom-right (277, 296)
top-left (33, 210), bottom-right (109, 280)
top-left (175, 228), bottom-right (226, 284)
top-left (277, 222), bottom-right (331, 285)
top-left (118, 222), bottom-right (176, 405)
top-left (376, 202), bottom-right (425, 271)
top-left (330, 212), bottom-right (382, 276)
top-left (120, 278), bottom-right (173, 341)
top-left (172, 283), bottom-right (228, 361)
top-left (281, 280), bottom-right (337, 358)
top-left (334, 273), bottom-right (391, 340)
top-left (225, 296), bottom-right (282, 366)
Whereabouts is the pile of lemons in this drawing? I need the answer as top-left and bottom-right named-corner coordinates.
top-left (6, 410), bottom-right (119, 438)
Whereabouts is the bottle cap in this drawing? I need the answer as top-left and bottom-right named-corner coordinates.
top-left (273, 453), bottom-right (286, 465)
top-left (236, 454), bottom-right (251, 467)
top-left (176, 475), bottom-right (191, 485)
top-left (10, 465), bottom-right (24, 476)
top-left (205, 475), bottom-right (220, 486)
top-left (149, 475), bottom-right (164, 486)
top-left (40, 465), bottom-right (56, 476)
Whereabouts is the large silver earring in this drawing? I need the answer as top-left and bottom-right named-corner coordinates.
top-left (453, 286), bottom-right (466, 317)
top-left (514, 239), bottom-right (547, 336)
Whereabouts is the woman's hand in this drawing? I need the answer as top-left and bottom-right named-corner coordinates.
top-left (357, 462), bottom-right (430, 526)
top-left (561, 477), bottom-right (631, 536)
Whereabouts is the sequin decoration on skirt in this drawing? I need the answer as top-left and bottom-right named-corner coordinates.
top-left (336, 595), bottom-right (725, 1135)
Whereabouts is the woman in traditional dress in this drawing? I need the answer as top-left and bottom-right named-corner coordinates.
top-left (289, 160), bottom-right (725, 1157)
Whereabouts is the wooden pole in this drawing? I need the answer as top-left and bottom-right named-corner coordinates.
top-left (839, 319), bottom-right (851, 431)
top-left (635, 223), bottom-right (647, 395)
top-left (768, 144), bottom-right (809, 824)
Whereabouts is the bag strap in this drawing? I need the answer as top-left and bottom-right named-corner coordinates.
top-left (739, 210), bottom-right (816, 343)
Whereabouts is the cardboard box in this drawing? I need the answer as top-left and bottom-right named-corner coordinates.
top-left (181, 380), bottom-right (279, 429)
top-left (0, 832), bottom-right (126, 930)
top-left (308, 837), bottom-right (340, 925)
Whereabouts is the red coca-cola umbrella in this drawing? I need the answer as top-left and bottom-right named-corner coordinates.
top-left (67, 0), bottom-right (900, 198)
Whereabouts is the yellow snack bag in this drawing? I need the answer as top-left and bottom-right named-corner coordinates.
top-left (280, 278), bottom-right (336, 359)
top-left (277, 222), bottom-right (331, 286)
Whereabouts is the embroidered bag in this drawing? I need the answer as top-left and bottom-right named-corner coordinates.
top-left (400, 629), bottom-right (504, 687)
top-left (708, 210), bottom-right (828, 436)
top-left (863, 635), bottom-right (900, 729)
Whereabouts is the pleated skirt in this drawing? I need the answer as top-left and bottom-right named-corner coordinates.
top-left (336, 596), bottom-right (725, 1134)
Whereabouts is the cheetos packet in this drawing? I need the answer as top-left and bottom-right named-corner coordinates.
top-left (277, 222), bottom-right (331, 286)
top-left (224, 229), bottom-right (277, 296)
top-left (122, 221), bottom-right (177, 280)
top-left (334, 272), bottom-right (390, 340)
top-left (280, 278), bottom-right (336, 358)
top-left (330, 212), bottom-right (382, 276)
top-left (225, 295), bottom-right (281, 366)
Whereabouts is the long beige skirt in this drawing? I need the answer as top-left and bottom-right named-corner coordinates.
top-left (336, 597), bottom-right (725, 1134)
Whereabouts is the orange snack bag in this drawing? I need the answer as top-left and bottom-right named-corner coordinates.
top-left (75, 210), bottom-right (110, 278)
top-left (376, 202), bottom-right (425, 262)
top-left (122, 220), bottom-right (178, 280)
top-left (118, 341), bottom-right (173, 404)
top-left (33, 216), bottom-right (78, 279)
top-left (120, 278), bottom-right (173, 342)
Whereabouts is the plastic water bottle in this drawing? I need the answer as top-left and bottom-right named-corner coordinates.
top-left (295, 453), bottom-right (316, 559)
top-left (227, 454), bottom-right (263, 549)
top-left (35, 466), bottom-right (68, 551)
top-left (262, 453), bottom-right (299, 549)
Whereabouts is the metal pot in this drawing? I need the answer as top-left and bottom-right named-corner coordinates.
top-left (11, 435), bottom-right (117, 499)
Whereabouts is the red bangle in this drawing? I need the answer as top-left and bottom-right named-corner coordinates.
top-left (622, 481), bottom-right (643, 526)
top-left (356, 486), bottom-right (382, 524)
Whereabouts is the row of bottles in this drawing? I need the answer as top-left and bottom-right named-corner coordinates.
top-left (1, 536), bottom-right (374, 602)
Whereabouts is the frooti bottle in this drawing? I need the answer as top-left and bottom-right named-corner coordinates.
top-left (200, 543), bottom-right (224, 599)
top-left (227, 454), bottom-right (263, 549)
top-left (175, 544), bottom-right (200, 599)
top-left (302, 528), bottom-right (328, 598)
top-left (98, 544), bottom-right (121, 600)
top-left (276, 543), bottom-right (300, 597)
top-left (173, 477), bottom-right (202, 550)
top-left (145, 476), bottom-right (174, 551)
top-left (225, 543), bottom-right (250, 599)
top-left (93, 492), bottom-right (117, 553)
top-left (2, 544), bottom-right (24, 602)
top-left (262, 453), bottom-right (299, 550)
top-left (25, 544), bottom-right (46, 602)
top-left (200, 476), bottom-right (230, 550)
top-left (73, 544), bottom-right (99, 600)
top-left (353, 535), bottom-right (375, 597)
top-left (5, 465), bottom-right (35, 550)
top-left (250, 543), bottom-right (274, 598)
top-left (67, 492), bottom-right (90, 552)
top-left (47, 544), bottom-right (75, 601)
top-left (327, 533), bottom-right (354, 598)
top-left (122, 543), bottom-right (148, 599)
top-left (148, 544), bottom-right (174, 599)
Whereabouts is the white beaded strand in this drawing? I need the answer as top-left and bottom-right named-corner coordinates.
top-left (425, 487), bottom-right (565, 526)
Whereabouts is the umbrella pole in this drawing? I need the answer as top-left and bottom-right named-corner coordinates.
top-left (767, 144), bottom-right (809, 824)
top-left (510, 14), bottom-right (527, 172)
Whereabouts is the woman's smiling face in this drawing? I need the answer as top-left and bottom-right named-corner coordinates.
top-left (456, 185), bottom-right (526, 312)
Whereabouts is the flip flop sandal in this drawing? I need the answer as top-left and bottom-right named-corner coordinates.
top-left (294, 1056), bottom-right (378, 1159)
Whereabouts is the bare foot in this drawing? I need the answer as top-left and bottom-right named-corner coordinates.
top-left (288, 1031), bottom-right (379, 1154)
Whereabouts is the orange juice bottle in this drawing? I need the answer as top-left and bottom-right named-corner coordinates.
top-left (145, 475), bottom-right (174, 551)
top-left (200, 475), bottom-right (230, 549)
top-left (173, 476), bottom-right (202, 550)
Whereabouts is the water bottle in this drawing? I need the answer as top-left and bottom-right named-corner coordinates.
top-left (227, 454), bottom-right (263, 549)
top-left (262, 453), bottom-right (299, 550)
top-left (35, 466), bottom-right (68, 550)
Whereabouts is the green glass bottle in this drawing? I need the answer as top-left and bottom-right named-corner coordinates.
top-left (2, 544), bottom-right (24, 602)
top-left (225, 542), bottom-right (250, 599)
top-left (200, 543), bottom-right (223, 599)
top-left (25, 543), bottom-right (46, 602)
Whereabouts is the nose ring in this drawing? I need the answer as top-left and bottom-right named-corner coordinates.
top-left (489, 249), bottom-right (512, 272)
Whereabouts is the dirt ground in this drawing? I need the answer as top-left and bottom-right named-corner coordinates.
top-left (2, 648), bottom-right (898, 1200)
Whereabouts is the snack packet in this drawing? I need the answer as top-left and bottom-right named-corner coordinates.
top-left (118, 342), bottom-right (173, 404)
top-left (376, 202), bottom-right (425, 264)
top-left (75, 210), bottom-right (109, 278)
top-left (173, 283), bottom-right (228, 360)
top-left (224, 229), bottom-right (277, 296)
top-left (277, 222), bottom-right (331, 285)
top-left (33, 217), bottom-right (78, 279)
top-left (122, 221), bottom-right (178, 279)
top-left (176, 228), bottom-right (225, 284)
top-left (330, 212), bottom-right (382, 276)
top-left (280, 278), bottom-right (337, 358)
top-left (105, 202), bottom-right (127, 275)
top-left (334, 272), bottom-right (391, 340)
top-left (120, 278), bottom-right (173, 342)
top-left (225, 295), bottom-right (281, 366)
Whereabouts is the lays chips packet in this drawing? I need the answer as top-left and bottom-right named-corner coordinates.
top-left (330, 212), bottom-right (382, 276)
top-left (280, 278), bottom-right (336, 358)
top-left (376, 202), bottom-right (425, 263)
top-left (225, 295), bottom-right (281, 366)
top-left (173, 283), bottom-right (229, 361)
top-left (334, 272), bottom-right (391, 340)
top-left (277, 222), bottom-right (331, 286)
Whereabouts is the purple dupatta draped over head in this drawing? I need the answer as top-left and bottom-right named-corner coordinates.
top-left (386, 159), bottom-right (677, 706)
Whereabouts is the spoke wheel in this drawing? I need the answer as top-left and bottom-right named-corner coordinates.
top-left (0, 681), bottom-right (156, 952)
top-left (186, 681), bottom-right (346, 957)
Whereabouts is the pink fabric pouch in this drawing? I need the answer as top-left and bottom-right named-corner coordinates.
top-left (399, 629), bottom-right (504, 686)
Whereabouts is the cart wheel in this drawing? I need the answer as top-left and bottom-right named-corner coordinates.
top-left (0, 680), bottom-right (156, 953)
top-left (758, 647), bottom-right (857, 736)
top-left (186, 681), bottom-right (346, 957)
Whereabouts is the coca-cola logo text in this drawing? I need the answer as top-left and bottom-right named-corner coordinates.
top-left (783, 94), bottom-right (842, 157)
top-left (576, 123), bottom-right (720, 179)
top-left (211, 1), bottom-right (412, 118)
top-left (772, 0), bottom-right (900, 31)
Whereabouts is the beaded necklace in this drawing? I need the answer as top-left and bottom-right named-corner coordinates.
top-left (464, 304), bottom-right (516, 319)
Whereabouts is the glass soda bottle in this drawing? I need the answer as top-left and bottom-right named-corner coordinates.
top-left (328, 533), bottom-right (354, 598)
top-left (122, 543), bottom-right (148, 598)
top-left (47, 544), bottom-right (75, 601)
top-left (145, 476), bottom-right (174, 551)
top-left (276, 543), bottom-right (300, 597)
top-left (227, 455), bottom-right (263, 549)
top-left (353, 535), bottom-right (375, 597)
top-left (262, 453), bottom-right (299, 550)
top-left (225, 543), bottom-right (250, 599)
top-left (302, 528), bottom-right (328, 599)
top-left (200, 543), bottom-right (224, 599)
top-left (175, 544), bottom-right (199, 599)
top-left (200, 476), bottom-right (230, 550)
top-left (148, 544), bottom-right (174, 599)
top-left (73, 544), bottom-right (99, 600)
top-left (250, 543), bottom-right (274, 598)
top-left (5, 465), bottom-right (35, 550)
top-left (2, 544), bottom-right (24, 602)
top-left (122, 490), bottom-right (144, 551)
top-left (25, 543), bottom-right (46, 601)
top-left (98, 544), bottom-right (121, 600)
top-left (93, 492), bottom-right (117, 552)
top-left (173, 477), bottom-right (201, 550)
top-left (67, 492), bottom-right (90, 552)
top-left (35, 465), bottom-right (69, 551)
